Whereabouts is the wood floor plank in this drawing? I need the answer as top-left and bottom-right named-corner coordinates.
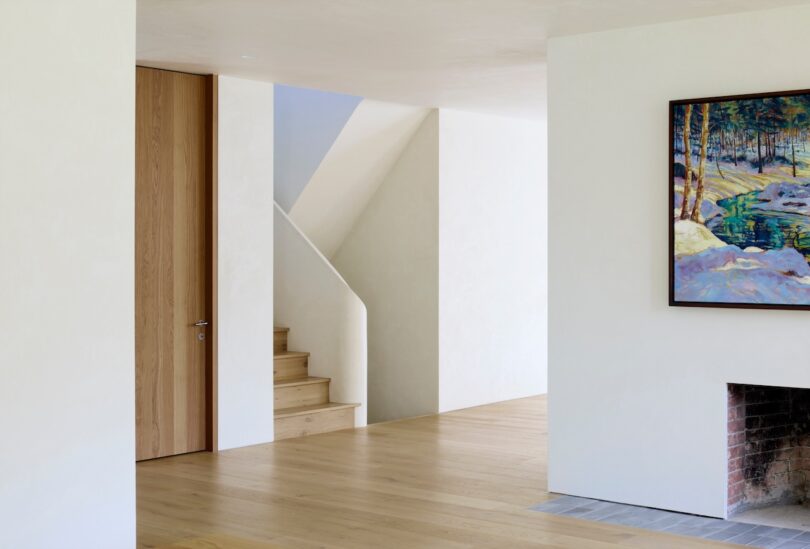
top-left (157, 533), bottom-right (285, 548)
top-left (137, 396), bottom-right (737, 548)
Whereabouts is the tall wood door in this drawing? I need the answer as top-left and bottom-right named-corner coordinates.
top-left (135, 67), bottom-right (211, 461)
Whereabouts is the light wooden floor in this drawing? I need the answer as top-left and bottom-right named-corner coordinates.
top-left (138, 396), bottom-right (735, 548)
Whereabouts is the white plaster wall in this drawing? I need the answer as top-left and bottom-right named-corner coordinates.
top-left (275, 205), bottom-right (368, 426)
top-left (291, 100), bottom-right (429, 258)
top-left (438, 109), bottom-right (548, 412)
top-left (0, 1), bottom-right (136, 547)
top-left (548, 5), bottom-right (810, 518)
top-left (274, 84), bottom-right (361, 212)
top-left (332, 111), bottom-right (440, 423)
top-left (217, 76), bottom-right (276, 449)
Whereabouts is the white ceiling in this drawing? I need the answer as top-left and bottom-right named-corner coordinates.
top-left (137, 0), bottom-right (810, 118)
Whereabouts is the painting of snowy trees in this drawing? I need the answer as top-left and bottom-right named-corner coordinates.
top-left (671, 90), bottom-right (810, 309)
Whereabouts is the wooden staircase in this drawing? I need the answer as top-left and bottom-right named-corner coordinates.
top-left (274, 327), bottom-right (360, 441)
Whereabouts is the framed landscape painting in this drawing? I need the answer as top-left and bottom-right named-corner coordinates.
top-left (670, 89), bottom-right (810, 310)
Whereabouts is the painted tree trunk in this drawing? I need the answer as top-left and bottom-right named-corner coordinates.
top-left (732, 130), bottom-right (738, 166)
top-left (680, 104), bottom-right (693, 220)
top-left (792, 129), bottom-right (797, 177)
top-left (716, 136), bottom-right (725, 180)
top-left (690, 103), bottom-right (710, 223)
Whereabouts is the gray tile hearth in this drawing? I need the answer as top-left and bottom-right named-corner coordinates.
top-left (530, 496), bottom-right (810, 548)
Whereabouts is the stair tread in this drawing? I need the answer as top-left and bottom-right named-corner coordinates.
top-left (274, 326), bottom-right (289, 333)
top-left (274, 351), bottom-right (309, 359)
top-left (274, 376), bottom-right (330, 388)
top-left (275, 402), bottom-right (360, 418)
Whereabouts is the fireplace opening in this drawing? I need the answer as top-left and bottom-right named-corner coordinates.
top-left (728, 383), bottom-right (810, 526)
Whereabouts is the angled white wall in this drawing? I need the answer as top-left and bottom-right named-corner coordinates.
top-left (290, 100), bottom-right (430, 258)
top-left (217, 76), bottom-right (276, 449)
top-left (275, 205), bottom-right (368, 426)
top-left (548, 5), bottom-right (810, 518)
top-left (332, 108), bottom-right (548, 423)
top-left (438, 110), bottom-right (547, 412)
top-left (0, 1), bottom-right (136, 547)
top-left (274, 85), bottom-right (361, 211)
top-left (332, 112), bottom-right (440, 423)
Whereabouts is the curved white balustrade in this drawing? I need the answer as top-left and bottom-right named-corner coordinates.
top-left (274, 203), bottom-right (368, 427)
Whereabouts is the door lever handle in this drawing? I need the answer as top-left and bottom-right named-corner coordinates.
top-left (194, 320), bottom-right (209, 327)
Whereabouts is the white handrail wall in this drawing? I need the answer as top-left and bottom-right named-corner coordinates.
top-left (274, 203), bottom-right (368, 427)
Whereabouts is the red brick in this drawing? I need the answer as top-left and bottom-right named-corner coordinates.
top-left (726, 384), bottom-right (810, 514)
top-left (728, 481), bottom-right (744, 503)
top-left (766, 460), bottom-right (790, 475)
top-left (728, 406), bottom-right (741, 421)
top-left (728, 469), bottom-right (744, 484)
top-left (791, 458), bottom-right (810, 472)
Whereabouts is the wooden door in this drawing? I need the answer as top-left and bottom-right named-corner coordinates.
top-left (135, 67), bottom-right (211, 461)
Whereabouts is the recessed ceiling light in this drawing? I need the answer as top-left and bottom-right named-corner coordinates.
top-left (240, 54), bottom-right (255, 60)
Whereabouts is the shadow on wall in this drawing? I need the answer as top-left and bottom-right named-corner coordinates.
top-left (274, 84), bottom-right (361, 211)
top-left (273, 203), bottom-right (368, 428)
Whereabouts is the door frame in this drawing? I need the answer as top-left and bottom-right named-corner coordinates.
top-left (206, 74), bottom-right (218, 452)
top-left (135, 66), bottom-right (219, 454)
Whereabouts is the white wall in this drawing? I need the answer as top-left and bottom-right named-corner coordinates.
top-left (548, 5), bottom-right (810, 518)
top-left (291, 100), bottom-right (429, 258)
top-left (217, 76), bottom-right (276, 449)
top-left (0, 1), bottom-right (135, 547)
top-left (275, 205), bottom-right (368, 426)
top-left (274, 84), bottom-right (361, 211)
top-left (438, 110), bottom-right (548, 412)
top-left (332, 108), bottom-right (548, 422)
top-left (332, 111), bottom-right (440, 423)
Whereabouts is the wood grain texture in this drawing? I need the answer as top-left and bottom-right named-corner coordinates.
top-left (273, 403), bottom-right (357, 441)
top-left (274, 377), bottom-right (330, 409)
top-left (158, 534), bottom-right (284, 548)
top-left (273, 352), bottom-right (309, 380)
top-left (136, 67), bottom-right (211, 461)
top-left (205, 74), bottom-right (219, 452)
top-left (138, 396), bottom-right (732, 548)
top-left (207, 75), bottom-right (218, 452)
top-left (273, 327), bottom-right (288, 354)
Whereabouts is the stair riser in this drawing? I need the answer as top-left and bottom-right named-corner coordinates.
top-left (275, 382), bottom-right (329, 410)
top-left (274, 331), bottom-right (288, 354)
top-left (274, 356), bottom-right (308, 380)
top-left (274, 408), bottom-right (355, 441)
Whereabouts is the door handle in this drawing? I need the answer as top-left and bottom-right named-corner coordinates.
top-left (194, 320), bottom-right (209, 327)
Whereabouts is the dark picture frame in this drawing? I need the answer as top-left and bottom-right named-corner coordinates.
top-left (669, 88), bottom-right (810, 311)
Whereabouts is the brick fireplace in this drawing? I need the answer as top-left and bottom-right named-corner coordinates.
top-left (728, 383), bottom-right (810, 516)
